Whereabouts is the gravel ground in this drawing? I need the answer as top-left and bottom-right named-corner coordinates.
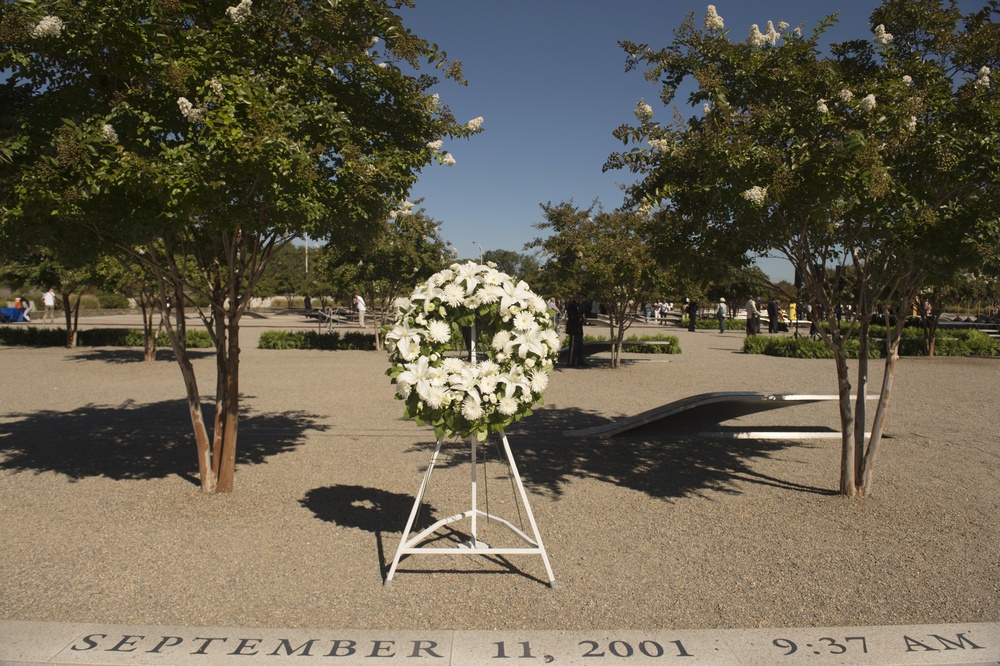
top-left (0, 313), bottom-right (997, 631)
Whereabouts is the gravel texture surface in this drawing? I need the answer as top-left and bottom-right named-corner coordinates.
top-left (1, 313), bottom-right (997, 631)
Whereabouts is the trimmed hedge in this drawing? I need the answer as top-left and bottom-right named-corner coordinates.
top-left (0, 327), bottom-right (212, 348)
top-left (560, 333), bottom-right (682, 354)
top-left (258, 330), bottom-right (376, 351)
top-left (744, 329), bottom-right (999, 358)
top-left (681, 317), bottom-right (746, 331)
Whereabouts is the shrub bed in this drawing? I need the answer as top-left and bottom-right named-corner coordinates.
top-left (744, 329), bottom-right (999, 358)
top-left (0, 327), bottom-right (212, 348)
top-left (258, 330), bottom-right (376, 351)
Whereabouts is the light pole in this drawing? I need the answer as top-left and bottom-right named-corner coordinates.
top-left (473, 241), bottom-right (483, 263)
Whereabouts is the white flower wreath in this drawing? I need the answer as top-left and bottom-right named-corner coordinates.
top-left (385, 261), bottom-right (560, 441)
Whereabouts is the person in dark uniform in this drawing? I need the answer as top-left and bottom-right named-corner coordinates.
top-left (686, 298), bottom-right (698, 332)
top-left (565, 293), bottom-right (587, 367)
top-left (767, 298), bottom-right (779, 334)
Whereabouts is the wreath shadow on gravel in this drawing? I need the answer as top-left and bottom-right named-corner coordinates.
top-left (300, 485), bottom-right (550, 584)
top-left (0, 400), bottom-right (326, 484)
top-left (409, 406), bottom-right (835, 500)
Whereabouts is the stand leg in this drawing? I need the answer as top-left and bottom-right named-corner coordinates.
top-left (501, 432), bottom-right (557, 587)
top-left (384, 437), bottom-right (444, 587)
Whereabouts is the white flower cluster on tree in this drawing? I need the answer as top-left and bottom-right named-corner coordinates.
top-left (385, 262), bottom-right (559, 440)
top-left (976, 66), bottom-right (991, 88)
top-left (648, 138), bottom-right (672, 152)
top-left (906, 115), bottom-right (918, 131)
top-left (704, 5), bottom-right (724, 31)
top-left (873, 24), bottom-right (893, 45)
top-left (31, 15), bottom-right (63, 38)
top-left (226, 0), bottom-right (252, 25)
top-left (902, 75), bottom-right (913, 85)
top-left (101, 124), bottom-right (118, 143)
top-left (748, 21), bottom-right (780, 48)
top-left (859, 93), bottom-right (877, 111)
top-left (634, 99), bottom-right (654, 121)
top-left (816, 98), bottom-right (829, 114)
top-left (176, 97), bottom-right (202, 122)
top-left (388, 199), bottom-right (416, 219)
top-left (208, 78), bottom-right (223, 96)
top-left (467, 116), bottom-right (484, 131)
top-left (441, 153), bottom-right (456, 166)
top-left (839, 88), bottom-right (854, 102)
top-left (426, 139), bottom-right (443, 151)
top-left (741, 185), bottom-right (768, 206)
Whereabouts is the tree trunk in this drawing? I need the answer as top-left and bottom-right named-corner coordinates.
top-left (213, 313), bottom-right (241, 493)
top-left (858, 336), bottom-right (900, 496)
top-left (833, 342), bottom-right (858, 496)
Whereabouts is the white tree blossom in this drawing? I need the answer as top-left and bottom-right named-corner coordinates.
top-left (467, 116), bottom-right (484, 131)
top-left (704, 5), bottom-right (724, 31)
top-left (32, 15), bottom-right (64, 38)
top-left (101, 124), bottom-right (118, 143)
top-left (873, 24), bottom-right (893, 44)
top-left (747, 24), bottom-right (766, 48)
top-left (634, 99), bottom-right (654, 121)
top-left (226, 0), bottom-right (252, 24)
top-left (816, 98), bottom-right (829, 114)
top-left (741, 185), bottom-right (768, 206)
top-left (859, 93), bottom-right (877, 111)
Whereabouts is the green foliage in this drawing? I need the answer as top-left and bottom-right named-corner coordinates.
top-left (683, 317), bottom-right (746, 330)
top-left (566, 332), bottom-right (682, 354)
top-left (745, 330), bottom-right (999, 358)
top-left (258, 330), bottom-right (376, 351)
top-left (95, 291), bottom-right (130, 309)
top-left (0, 327), bottom-right (211, 348)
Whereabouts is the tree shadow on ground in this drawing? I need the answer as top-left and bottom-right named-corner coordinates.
top-left (409, 404), bottom-right (835, 501)
top-left (0, 400), bottom-right (326, 483)
top-left (70, 348), bottom-right (214, 364)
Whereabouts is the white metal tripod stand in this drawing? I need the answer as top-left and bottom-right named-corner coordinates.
top-left (384, 324), bottom-right (555, 588)
top-left (384, 431), bottom-right (555, 588)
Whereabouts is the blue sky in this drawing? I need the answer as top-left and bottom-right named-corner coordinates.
top-left (397, 0), bottom-right (974, 282)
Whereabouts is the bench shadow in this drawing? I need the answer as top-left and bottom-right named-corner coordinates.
top-left (410, 405), bottom-right (835, 500)
top-left (0, 400), bottom-right (326, 483)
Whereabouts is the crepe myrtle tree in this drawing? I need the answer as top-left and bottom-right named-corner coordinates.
top-left (529, 201), bottom-right (666, 368)
top-left (606, 2), bottom-right (998, 496)
top-left (1, 0), bottom-right (480, 492)
top-left (323, 200), bottom-right (451, 349)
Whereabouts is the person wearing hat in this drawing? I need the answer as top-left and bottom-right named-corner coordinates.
top-left (716, 297), bottom-right (727, 334)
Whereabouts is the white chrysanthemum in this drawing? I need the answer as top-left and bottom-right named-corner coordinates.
top-left (816, 99), bottom-right (829, 114)
top-left (101, 124), bottom-right (118, 143)
top-left (426, 139), bottom-right (443, 151)
top-left (859, 94), bottom-right (877, 111)
top-left (425, 386), bottom-right (449, 409)
top-left (32, 15), bottom-right (64, 38)
top-left (467, 116), bottom-right (484, 131)
top-left (513, 310), bottom-right (536, 331)
top-left (442, 357), bottom-right (465, 373)
top-left (492, 330), bottom-right (513, 351)
top-left (461, 396), bottom-right (484, 421)
top-left (426, 320), bottom-right (451, 344)
top-left (498, 397), bottom-right (519, 416)
top-left (873, 24), bottom-right (893, 45)
top-left (396, 380), bottom-right (413, 398)
top-left (838, 89), bottom-right (854, 102)
top-left (478, 360), bottom-right (500, 376)
top-left (530, 370), bottom-right (549, 393)
top-left (902, 75), bottom-right (913, 85)
top-left (441, 153), bottom-right (456, 166)
top-left (464, 294), bottom-right (482, 309)
top-left (634, 99), bottom-right (654, 121)
top-left (704, 5), bottom-right (724, 31)
top-left (741, 186), bottom-right (768, 206)
top-left (482, 269), bottom-right (504, 285)
top-left (543, 329), bottom-right (561, 352)
top-left (478, 374), bottom-right (499, 394)
top-left (227, 0), bottom-right (252, 24)
top-left (478, 284), bottom-right (504, 303)
top-left (441, 283), bottom-right (465, 307)
top-left (748, 25), bottom-right (766, 48)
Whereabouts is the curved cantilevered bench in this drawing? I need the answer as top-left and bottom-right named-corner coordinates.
top-left (557, 339), bottom-right (675, 364)
top-left (563, 392), bottom-right (872, 439)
